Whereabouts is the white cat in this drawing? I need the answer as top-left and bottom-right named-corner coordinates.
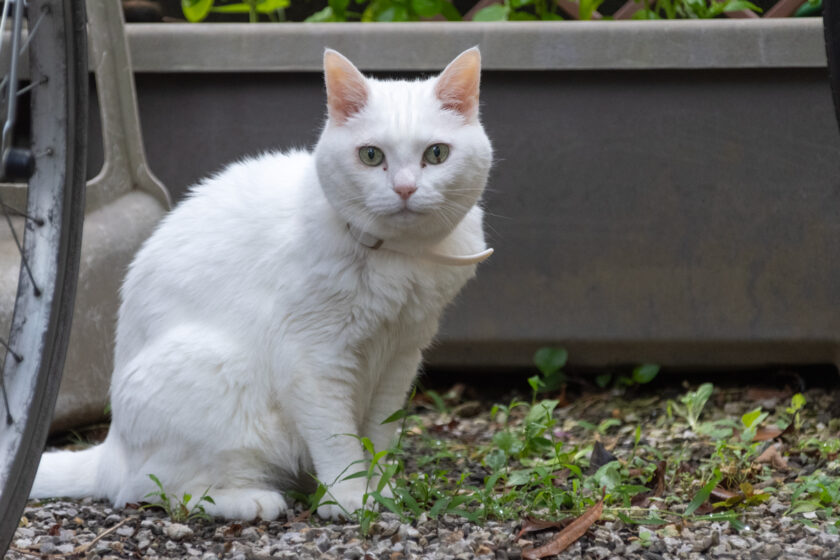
top-left (30, 47), bottom-right (493, 521)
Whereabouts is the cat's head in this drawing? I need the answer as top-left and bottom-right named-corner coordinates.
top-left (314, 48), bottom-right (492, 247)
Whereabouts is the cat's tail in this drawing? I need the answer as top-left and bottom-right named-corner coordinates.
top-left (30, 444), bottom-right (110, 499)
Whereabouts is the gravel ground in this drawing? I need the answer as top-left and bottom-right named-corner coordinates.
top-left (6, 370), bottom-right (840, 559)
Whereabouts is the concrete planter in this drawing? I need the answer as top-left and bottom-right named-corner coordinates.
top-left (109, 19), bottom-right (839, 369)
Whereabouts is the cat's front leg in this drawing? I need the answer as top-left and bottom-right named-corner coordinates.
top-left (362, 349), bottom-right (423, 495)
top-left (294, 373), bottom-right (370, 520)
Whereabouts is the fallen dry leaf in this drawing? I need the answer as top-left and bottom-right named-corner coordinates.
top-left (515, 516), bottom-right (572, 540)
top-left (753, 426), bottom-right (784, 442)
top-left (745, 387), bottom-right (791, 402)
top-left (693, 501), bottom-right (715, 515)
top-left (756, 443), bottom-right (789, 471)
top-left (709, 487), bottom-right (738, 501)
top-left (521, 498), bottom-right (604, 559)
top-left (652, 460), bottom-right (666, 497)
top-left (631, 460), bottom-right (666, 507)
top-left (224, 523), bottom-right (243, 538)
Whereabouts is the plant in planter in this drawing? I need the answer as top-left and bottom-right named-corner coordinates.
top-left (181, 0), bottom-right (292, 21)
top-left (180, 0), bottom-right (464, 20)
top-left (305, 0), bottom-right (463, 21)
top-left (176, 0), bottom-right (792, 21)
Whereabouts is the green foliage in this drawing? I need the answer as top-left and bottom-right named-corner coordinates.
top-left (739, 407), bottom-right (768, 442)
top-left (305, 0), bottom-right (460, 22)
top-left (632, 0), bottom-right (762, 19)
top-left (789, 471), bottom-right (840, 523)
top-left (595, 363), bottom-right (660, 389)
top-left (474, 0), bottom-right (563, 21)
top-left (685, 470), bottom-right (719, 516)
top-left (141, 474), bottom-right (215, 522)
top-left (182, 0), bottom-right (291, 22)
top-left (302, 376), bottom-right (834, 539)
top-left (528, 347), bottom-right (568, 401)
top-left (794, 0), bottom-right (822, 17)
top-left (783, 393), bottom-right (807, 431)
top-left (668, 382), bottom-right (713, 431)
top-left (183, 0), bottom-right (765, 22)
top-left (577, 0), bottom-right (606, 19)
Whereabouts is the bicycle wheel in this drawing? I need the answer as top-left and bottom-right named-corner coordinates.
top-left (0, 0), bottom-right (86, 553)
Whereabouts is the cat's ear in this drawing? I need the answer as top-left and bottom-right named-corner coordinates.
top-left (435, 47), bottom-right (482, 122)
top-left (324, 49), bottom-right (369, 125)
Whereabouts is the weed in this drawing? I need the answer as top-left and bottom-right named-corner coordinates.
top-left (633, 0), bottom-right (761, 19)
top-left (782, 393), bottom-right (807, 432)
top-left (595, 364), bottom-right (660, 390)
top-left (788, 471), bottom-right (840, 531)
top-left (668, 382), bottom-right (714, 431)
top-left (141, 474), bottom-right (215, 522)
top-left (529, 347), bottom-right (568, 402)
top-left (305, 367), bottom-right (832, 541)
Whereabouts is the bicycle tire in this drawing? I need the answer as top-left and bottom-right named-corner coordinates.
top-left (0, 0), bottom-right (87, 553)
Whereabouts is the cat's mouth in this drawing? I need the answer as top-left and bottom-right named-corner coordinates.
top-left (382, 205), bottom-right (426, 220)
top-left (393, 208), bottom-right (421, 216)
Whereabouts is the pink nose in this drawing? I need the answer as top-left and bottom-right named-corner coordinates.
top-left (394, 185), bottom-right (417, 200)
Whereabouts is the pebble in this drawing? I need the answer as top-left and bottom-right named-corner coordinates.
top-left (164, 523), bottom-right (194, 540)
top-left (8, 387), bottom-right (840, 560)
top-left (115, 525), bottom-right (135, 537)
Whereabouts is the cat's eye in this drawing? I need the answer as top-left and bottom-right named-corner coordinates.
top-left (359, 146), bottom-right (385, 167)
top-left (423, 144), bottom-right (450, 165)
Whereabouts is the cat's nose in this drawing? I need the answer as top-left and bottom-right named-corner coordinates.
top-left (393, 168), bottom-right (417, 200)
top-left (394, 184), bottom-right (417, 200)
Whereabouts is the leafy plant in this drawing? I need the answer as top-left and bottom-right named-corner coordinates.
top-left (739, 407), bottom-right (767, 441)
top-left (182, 0), bottom-right (290, 22)
top-left (595, 363), bottom-right (660, 389)
top-left (789, 471), bottom-right (840, 521)
top-left (306, 0), bottom-right (461, 22)
top-left (633, 0), bottom-right (762, 19)
top-left (668, 383), bottom-right (714, 431)
top-left (528, 347), bottom-right (568, 401)
top-left (474, 0), bottom-right (563, 21)
top-left (783, 393), bottom-right (807, 432)
top-left (141, 474), bottom-right (215, 522)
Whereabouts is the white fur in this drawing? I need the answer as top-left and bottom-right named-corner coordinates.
top-left (30, 50), bottom-right (492, 521)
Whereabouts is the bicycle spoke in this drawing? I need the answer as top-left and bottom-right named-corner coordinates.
top-left (2, 0), bottom-right (25, 160)
top-left (15, 76), bottom-right (47, 97)
top-left (0, 199), bottom-right (43, 224)
top-left (0, 192), bottom-right (40, 296)
top-left (19, 5), bottom-right (48, 57)
top-left (0, 1), bottom-right (11, 63)
top-left (0, 335), bottom-right (22, 362)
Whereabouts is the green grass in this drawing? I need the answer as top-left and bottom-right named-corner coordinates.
top-left (140, 474), bottom-right (215, 523)
top-left (309, 349), bottom-right (840, 539)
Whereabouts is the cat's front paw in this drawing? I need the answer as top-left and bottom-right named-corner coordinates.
top-left (317, 485), bottom-right (366, 521)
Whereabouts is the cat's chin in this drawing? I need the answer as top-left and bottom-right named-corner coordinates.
top-left (355, 211), bottom-right (449, 246)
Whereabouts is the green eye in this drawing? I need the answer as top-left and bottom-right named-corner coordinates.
top-left (359, 146), bottom-right (385, 166)
top-left (423, 144), bottom-right (450, 165)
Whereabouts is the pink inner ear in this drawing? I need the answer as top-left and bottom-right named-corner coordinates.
top-left (324, 51), bottom-right (369, 124)
top-left (435, 48), bottom-right (481, 121)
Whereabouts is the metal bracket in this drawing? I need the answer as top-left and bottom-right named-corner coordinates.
top-left (84, 0), bottom-right (170, 212)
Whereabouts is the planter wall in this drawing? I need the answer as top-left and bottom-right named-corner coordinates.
top-left (95, 19), bottom-right (840, 368)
